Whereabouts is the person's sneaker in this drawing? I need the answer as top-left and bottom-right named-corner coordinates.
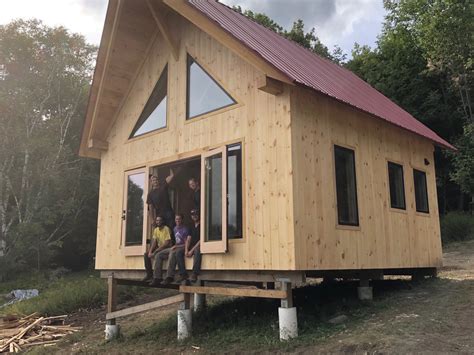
top-left (189, 273), bottom-right (198, 282)
top-left (175, 274), bottom-right (188, 283)
top-left (141, 274), bottom-right (152, 282)
top-left (148, 278), bottom-right (162, 286)
top-left (160, 277), bottom-right (174, 285)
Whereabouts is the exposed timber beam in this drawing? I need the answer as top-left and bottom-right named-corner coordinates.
top-left (88, 138), bottom-right (109, 151)
top-left (257, 75), bottom-right (284, 95)
top-left (147, 0), bottom-right (180, 61)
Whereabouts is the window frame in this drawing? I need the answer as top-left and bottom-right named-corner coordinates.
top-left (128, 63), bottom-right (170, 141)
top-left (387, 161), bottom-right (406, 210)
top-left (200, 141), bottom-right (244, 253)
top-left (121, 167), bottom-right (148, 256)
top-left (186, 54), bottom-right (237, 121)
top-left (333, 144), bottom-right (360, 227)
top-left (200, 146), bottom-right (228, 254)
top-left (413, 168), bottom-right (430, 214)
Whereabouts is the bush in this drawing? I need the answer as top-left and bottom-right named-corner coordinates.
top-left (440, 212), bottom-right (474, 244)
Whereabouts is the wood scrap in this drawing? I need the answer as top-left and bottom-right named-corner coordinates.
top-left (0, 314), bottom-right (81, 353)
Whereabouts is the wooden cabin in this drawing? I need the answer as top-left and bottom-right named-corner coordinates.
top-left (79, 0), bottom-right (454, 340)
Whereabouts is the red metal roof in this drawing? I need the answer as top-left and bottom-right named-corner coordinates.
top-left (189, 0), bottom-right (454, 150)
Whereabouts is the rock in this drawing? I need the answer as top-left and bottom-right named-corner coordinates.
top-left (328, 315), bottom-right (349, 324)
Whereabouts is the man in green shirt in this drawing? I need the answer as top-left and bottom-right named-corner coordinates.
top-left (143, 216), bottom-right (172, 283)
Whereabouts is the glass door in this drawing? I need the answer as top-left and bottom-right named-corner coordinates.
top-left (200, 147), bottom-right (227, 253)
top-left (122, 168), bottom-right (148, 255)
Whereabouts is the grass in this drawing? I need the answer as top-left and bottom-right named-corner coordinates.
top-left (0, 271), bottom-right (156, 317)
top-left (441, 212), bottom-right (474, 244)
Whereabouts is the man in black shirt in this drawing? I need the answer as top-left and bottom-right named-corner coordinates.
top-left (147, 170), bottom-right (175, 230)
top-left (172, 209), bottom-right (202, 283)
top-left (188, 177), bottom-right (200, 211)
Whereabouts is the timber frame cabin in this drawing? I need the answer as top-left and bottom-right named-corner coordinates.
top-left (80, 0), bottom-right (454, 340)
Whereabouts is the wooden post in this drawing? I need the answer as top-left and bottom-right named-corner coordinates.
top-left (280, 281), bottom-right (293, 308)
top-left (107, 275), bottom-right (118, 325)
top-left (105, 275), bottom-right (119, 341)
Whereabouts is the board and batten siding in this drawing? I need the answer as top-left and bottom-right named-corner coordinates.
top-left (95, 16), bottom-right (296, 271)
top-left (290, 86), bottom-right (443, 271)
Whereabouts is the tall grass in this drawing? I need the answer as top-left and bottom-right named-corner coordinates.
top-left (1, 272), bottom-right (107, 316)
top-left (440, 212), bottom-right (474, 244)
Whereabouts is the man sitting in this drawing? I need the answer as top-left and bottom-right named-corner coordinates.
top-left (162, 209), bottom-right (201, 284)
top-left (144, 216), bottom-right (172, 286)
top-left (161, 214), bottom-right (189, 285)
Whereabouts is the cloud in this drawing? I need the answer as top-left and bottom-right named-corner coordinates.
top-left (221, 0), bottom-right (385, 55)
top-left (0, 0), bottom-right (107, 44)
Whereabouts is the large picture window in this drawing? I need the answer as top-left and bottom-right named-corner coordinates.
top-left (413, 169), bottom-right (429, 213)
top-left (130, 65), bottom-right (168, 138)
top-left (388, 162), bottom-right (406, 210)
top-left (186, 55), bottom-right (236, 120)
top-left (201, 143), bottom-right (243, 253)
top-left (334, 145), bottom-right (359, 226)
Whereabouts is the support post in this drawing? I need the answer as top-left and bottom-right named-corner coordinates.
top-left (105, 275), bottom-right (120, 341)
top-left (193, 281), bottom-right (206, 312)
top-left (177, 293), bottom-right (192, 340)
top-left (357, 279), bottom-right (373, 301)
top-left (278, 281), bottom-right (297, 341)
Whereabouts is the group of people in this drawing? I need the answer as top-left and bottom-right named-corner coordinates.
top-left (143, 170), bottom-right (202, 286)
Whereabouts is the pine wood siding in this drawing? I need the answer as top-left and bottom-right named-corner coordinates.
top-left (95, 17), bottom-right (295, 271)
top-left (290, 86), bottom-right (443, 270)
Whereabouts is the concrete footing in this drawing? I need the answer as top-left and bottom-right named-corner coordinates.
top-left (357, 286), bottom-right (373, 301)
top-left (194, 293), bottom-right (206, 312)
top-left (278, 307), bottom-right (298, 341)
top-left (177, 309), bottom-right (192, 340)
top-left (105, 323), bottom-right (120, 341)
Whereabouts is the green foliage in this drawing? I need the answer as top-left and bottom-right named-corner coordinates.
top-left (440, 212), bottom-right (474, 243)
top-left (0, 20), bottom-right (100, 276)
top-left (450, 123), bottom-right (474, 195)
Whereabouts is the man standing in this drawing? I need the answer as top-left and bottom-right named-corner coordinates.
top-left (147, 169), bottom-right (175, 230)
top-left (162, 209), bottom-right (201, 284)
top-left (188, 177), bottom-right (200, 211)
top-left (144, 216), bottom-right (172, 284)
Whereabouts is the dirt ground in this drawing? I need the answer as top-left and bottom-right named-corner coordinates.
top-left (30, 240), bottom-right (474, 354)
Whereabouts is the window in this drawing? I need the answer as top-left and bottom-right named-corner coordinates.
top-left (201, 143), bottom-right (243, 253)
top-left (130, 65), bottom-right (168, 138)
top-left (187, 55), bottom-right (236, 120)
top-left (388, 162), bottom-right (406, 210)
top-left (334, 145), bottom-right (359, 226)
top-left (227, 143), bottom-right (243, 239)
top-left (122, 169), bottom-right (147, 250)
top-left (413, 169), bottom-right (429, 213)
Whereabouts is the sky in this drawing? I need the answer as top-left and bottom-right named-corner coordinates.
top-left (0, 0), bottom-right (386, 57)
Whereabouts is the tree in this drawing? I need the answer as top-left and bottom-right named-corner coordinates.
top-left (348, 0), bottom-right (473, 209)
top-left (0, 20), bottom-right (99, 276)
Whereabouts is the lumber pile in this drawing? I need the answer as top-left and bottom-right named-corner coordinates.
top-left (0, 313), bottom-right (81, 353)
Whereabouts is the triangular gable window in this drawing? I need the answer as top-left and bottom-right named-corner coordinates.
top-left (186, 55), bottom-right (236, 120)
top-left (130, 65), bottom-right (168, 138)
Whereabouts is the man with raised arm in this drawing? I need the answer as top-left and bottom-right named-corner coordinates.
top-left (146, 169), bottom-right (175, 230)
